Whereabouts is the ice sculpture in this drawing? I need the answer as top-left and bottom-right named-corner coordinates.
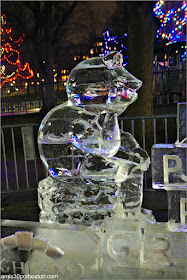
top-left (1, 55), bottom-right (186, 280)
top-left (38, 51), bottom-right (150, 225)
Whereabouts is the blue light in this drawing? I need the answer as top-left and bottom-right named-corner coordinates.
top-left (103, 30), bottom-right (128, 64)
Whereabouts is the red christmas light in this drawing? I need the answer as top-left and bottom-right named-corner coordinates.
top-left (1, 13), bottom-right (34, 86)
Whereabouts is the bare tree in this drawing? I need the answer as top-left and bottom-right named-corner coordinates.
top-left (108, 1), bottom-right (157, 152)
top-left (2, 1), bottom-right (79, 114)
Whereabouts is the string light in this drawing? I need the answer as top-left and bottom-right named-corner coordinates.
top-left (1, 13), bottom-right (34, 86)
top-left (102, 31), bottom-right (128, 66)
top-left (154, 1), bottom-right (187, 45)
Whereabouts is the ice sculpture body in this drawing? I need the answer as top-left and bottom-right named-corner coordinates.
top-left (38, 51), bottom-right (150, 225)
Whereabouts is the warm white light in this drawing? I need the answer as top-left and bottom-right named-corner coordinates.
top-left (96, 42), bottom-right (102, 46)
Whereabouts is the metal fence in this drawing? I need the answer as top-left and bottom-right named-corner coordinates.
top-left (1, 82), bottom-right (67, 115)
top-left (153, 69), bottom-right (186, 105)
top-left (1, 114), bottom-right (177, 194)
top-left (1, 123), bottom-right (46, 193)
top-left (1, 69), bottom-right (186, 114)
top-left (118, 114), bottom-right (177, 150)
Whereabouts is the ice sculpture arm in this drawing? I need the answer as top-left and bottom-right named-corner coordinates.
top-left (117, 131), bottom-right (150, 171)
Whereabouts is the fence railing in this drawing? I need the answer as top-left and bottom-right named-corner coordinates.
top-left (1, 69), bottom-right (186, 115)
top-left (153, 69), bottom-right (186, 105)
top-left (1, 123), bottom-right (46, 193)
top-left (1, 114), bottom-right (177, 193)
top-left (118, 114), bottom-right (177, 150)
top-left (1, 82), bottom-right (67, 115)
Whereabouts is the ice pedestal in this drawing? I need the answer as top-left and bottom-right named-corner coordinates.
top-left (91, 214), bottom-right (186, 279)
top-left (1, 218), bottom-right (186, 279)
top-left (38, 176), bottom-right (114, 224)
top-left (1, 220), bottom-right (102, 279)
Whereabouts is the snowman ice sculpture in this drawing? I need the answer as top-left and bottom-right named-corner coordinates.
top-left (38, 51), bottom-right (150, 225)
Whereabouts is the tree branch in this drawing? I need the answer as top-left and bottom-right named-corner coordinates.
top-left (52, 1), bottom-right (79, 43)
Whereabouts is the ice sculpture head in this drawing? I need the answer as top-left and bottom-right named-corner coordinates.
top-left (66, 51), bottom-right (142, 115)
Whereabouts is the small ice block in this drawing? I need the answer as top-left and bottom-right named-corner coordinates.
top-left (167, 191), bottom-right (187, 232)
top-left (152, 144), bottom-right (187, 190)
top-left (93, 216), bottom-right (143, 269)
top-left (142, 222), bottom-right (186, 275)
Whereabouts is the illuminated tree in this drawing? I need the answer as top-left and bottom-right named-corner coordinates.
top-left (154, 1), bottom-right (187, 46)
top-left (108, 1), bottom-right (157, 153)
top-left (1, 2), bottom-right (79, 114)
top-left (1, 13), bottom-right (34, 87)
top-left (102, 30), bottom-right (128, 66)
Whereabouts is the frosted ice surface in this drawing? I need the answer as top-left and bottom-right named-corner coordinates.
top-left (142, 222), bottom-right (186, 274)
top-left (1, 220), bottom-right (102, 279)
top-left (152, 144), bottom-right (187, 190)
top-left (38, 52), bottom-right (149, 225)
top-left (176, 102), bottom-right (187, 143)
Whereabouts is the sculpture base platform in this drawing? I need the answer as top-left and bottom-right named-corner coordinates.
top-left (1, 219), bottom-right (186, 279)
